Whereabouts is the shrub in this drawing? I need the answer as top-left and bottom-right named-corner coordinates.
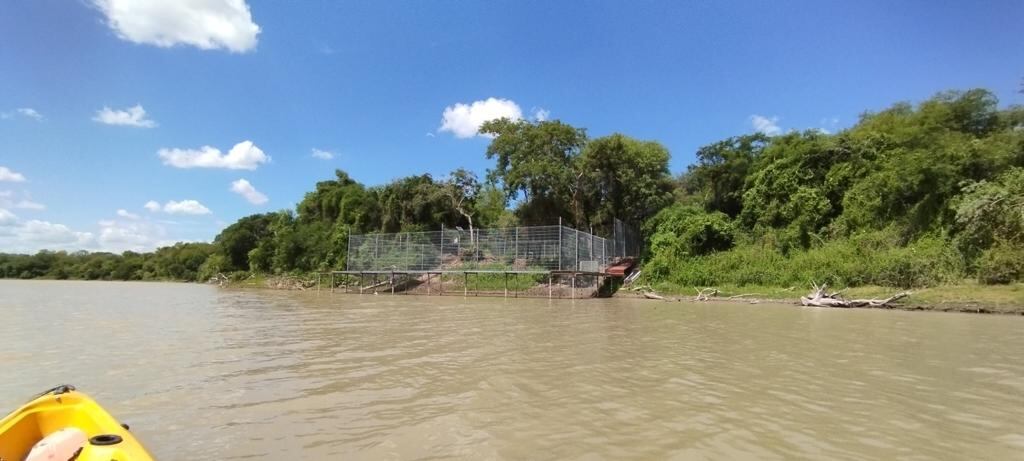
top-left (976, 243), bottom-right (1024, 284)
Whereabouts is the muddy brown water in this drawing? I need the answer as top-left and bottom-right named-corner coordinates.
top-left (2, 280), bottom-right (1023, 459)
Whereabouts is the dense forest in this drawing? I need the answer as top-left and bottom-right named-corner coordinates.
top-left (3, 89), bottom-right (1023, 288)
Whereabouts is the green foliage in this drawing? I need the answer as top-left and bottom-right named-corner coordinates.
top-left (474, 183), bottom-right (514, 228)
top-left (580, 134), bottom-right (674, 230)
top-left (0, 243), bottom-right (215, 282)
top-left (4, 88), bottom-right (1020, 291)
top-left (646, 230), bottom-right (963, 289)
top-left (646, 88), bottom-right (1021, 289)
top-left (953, 167), bottom-right (1024, 260)
top-left (214, 213), bottom-right (274, 271)
top-left (976, 242), bottom-right (1024, 285)
top-left (480, 118), bottom-right (588, 225)
top-left (684, 134), bottom-right (768, 217)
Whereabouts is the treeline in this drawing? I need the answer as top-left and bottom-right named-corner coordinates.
top-left (1, 120), bottom-right (674, 282)
top-left (0, 243), bottom-right (215, 281)
top-left (647, 89), bottom-right (1024, 287)
top-left (3, 89), bottom-right (1022, 288)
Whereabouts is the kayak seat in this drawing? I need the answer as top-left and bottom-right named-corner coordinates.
top-left (24, 427), bottom-right (86, 461)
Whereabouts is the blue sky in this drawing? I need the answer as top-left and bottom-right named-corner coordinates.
top-left (1, 0), bottom-right (1022, 253)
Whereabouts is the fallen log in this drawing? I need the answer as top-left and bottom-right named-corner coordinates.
top-left (727, 293), bottom-right (759, 299)
top-left (694, 287), bottom-right (719, 301)
top-left (643, 291), bottom-right (667, 301)
top-left (800, 282), bottom-right (910, 308)
top-left (361, 279), bottom-right (391, 291)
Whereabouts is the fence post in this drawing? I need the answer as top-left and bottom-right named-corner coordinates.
top-left (557, 218), bottom-right (563, 271)
top-left (575, 229), bottom-right (579, 272)
top-left (613, 222), bottom-right (617, 259)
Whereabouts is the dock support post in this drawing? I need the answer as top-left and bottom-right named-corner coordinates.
top-left (548, 274), bottom-right (552, 299)
top-left (359, 272), bottom-right (364, 294)
top-left (464, 272), bottom-right (468, 297)
top-left (391, 271), bottom-right (395, 295)
top-left (504, 272), bottom-right (508, 298)
top-left (427, 272), bottom-right (431, 296)
top-left (572, 274), bottom-right (576, 299)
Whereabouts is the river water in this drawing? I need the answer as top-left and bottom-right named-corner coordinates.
top-left (2, 280), bottom-right (1022, 459)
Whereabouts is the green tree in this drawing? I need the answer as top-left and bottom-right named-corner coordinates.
top-left (480, 118), bottom-right (588, 226)
top-left (580, 134), bottom-right (674, 230)
top-left (214, 213), bottom-right (275, 271)
top-left (444, 168), bottom-right (481, 245)
top-left (683, 134), bottom-right (768, 217)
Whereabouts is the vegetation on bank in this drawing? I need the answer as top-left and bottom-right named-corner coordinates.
top-left (2, 89), bottom-right (1023, 302)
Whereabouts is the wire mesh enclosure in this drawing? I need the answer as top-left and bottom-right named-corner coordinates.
top-left (346, 221), bottom-right (639, 272)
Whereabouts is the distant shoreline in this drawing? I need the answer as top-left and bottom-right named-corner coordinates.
top-left (4, 276), bottom-right (1020, 315)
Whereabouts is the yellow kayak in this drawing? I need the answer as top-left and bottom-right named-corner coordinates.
top-left (0, 385), bottom-right (154, 461)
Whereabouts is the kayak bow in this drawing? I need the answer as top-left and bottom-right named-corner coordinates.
top-left (0, 385), bottom-right (154, 461)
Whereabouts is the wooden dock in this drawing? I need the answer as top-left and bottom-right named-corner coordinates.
top-left (319, 268), bottom-right (629, 299)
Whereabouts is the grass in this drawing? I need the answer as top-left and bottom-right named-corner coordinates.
top-left (640, 280), bottom-right (1024, 314)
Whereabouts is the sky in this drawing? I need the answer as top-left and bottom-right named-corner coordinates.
top-left (1, 0), bottom-right (1022, 253)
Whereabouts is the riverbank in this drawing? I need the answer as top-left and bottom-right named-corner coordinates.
top-left (631, 281), bottom-right (1024, 315)
top-left (218, 272), bottom-right (1024, 315)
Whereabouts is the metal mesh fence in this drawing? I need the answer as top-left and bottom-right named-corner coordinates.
top-left (346, 222), bottom-right (638, 272)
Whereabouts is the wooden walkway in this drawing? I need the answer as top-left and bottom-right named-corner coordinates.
top-left (319, 268), bottom-right (627, 299)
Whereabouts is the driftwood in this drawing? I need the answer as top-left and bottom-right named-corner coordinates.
top-left (362, 279), bottom-right (391, 291)
top-left (694, 287), bottom-right (719, 301)
top-left (727, 293), bottom-right (759, 299)
top-left (800, 282), bottom-right (910, 308)
top-left (643, 291), bottom-right (667, 300)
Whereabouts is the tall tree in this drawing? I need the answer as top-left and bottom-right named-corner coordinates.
top-left (444, 169), bottom-right (481, 246)
top-left (580, 134), bottom-right (674, 230)
top-left (683, 134), bottom-right (768, 217)
top-left (480, 118), bottom-right (588, 226)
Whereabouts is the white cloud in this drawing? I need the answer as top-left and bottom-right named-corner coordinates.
top-left (159, 140), bottom-right (269, 170)
top-left (0, 208), bottom-right (16, 226)
top-left (15, 200), bottom-right (44, 210)
top-left (92, 0), bottom-right (261, 53)
top-left (439, 97), bottom-right (523, 138)
top-left (16, 108), bottom-right (43, 120)
top-left (750, 114), bottom-right (782, 136)
top-left (23, 220), bottom-right (92, 244)
top-left (97, 220), bottom-right (171, 252)
top-left (117, 209), bottom-right (140, 219)
top-left (230, 179), bottom-right (268, 205)
top-left (162, 200), bottom-right (212, 215)
top-left (0, 215), bottom-right (96, 252)
top-left (0, 166), bottom-right (27, 182)
top-left (311, 148), bottom-right (334, 160)
top-left (0, 208), bottom-right (190, 253)
top-left (0, 191), bottom-right (43, 210)
top-left (532, 107), bottom-right (550, 122)
top-left (144, 200), bottom-right (161, 212)
top-left (93, 104), bottom-right (157, 128)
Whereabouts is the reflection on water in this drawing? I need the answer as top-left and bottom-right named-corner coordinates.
top-left (2, 280), bottom-right (1023, 459)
